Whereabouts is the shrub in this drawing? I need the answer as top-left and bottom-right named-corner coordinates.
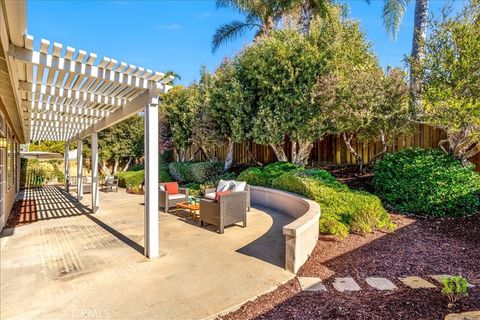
top-left (159, 163), bottom-right (172, 183)
top-left (441, 275), bottom-right (469, 308)
top-left (169, 161), bottom-right (223, 184)
top-left (116, 170), bottom-right (144, 188)
top-left (237, 162), bottom-right (299, 187)
top-left (373, 148), bottom-right (480, 217)
top-left (21, 159), bottom-right (61, 187)
top-left (272, 169), bottom-right (394, 237)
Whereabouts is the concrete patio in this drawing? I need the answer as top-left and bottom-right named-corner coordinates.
top-left (0, 186), bottom-right (294, 320)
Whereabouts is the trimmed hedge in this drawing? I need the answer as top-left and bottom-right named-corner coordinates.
top-left (169, 161), bottom-right (224, 184)
top-left (116, 170), bottom-right (144, 188)
top-left (237, 162), bottom-right (394, 237)
top-left (272, 169), bottom-right (394, 237)
top-left (373, 148), bottom-right (480, 217)
top-left (237, 162), bottom-right (299, 187)
top-left (116, 163), bottom-right (172, 188)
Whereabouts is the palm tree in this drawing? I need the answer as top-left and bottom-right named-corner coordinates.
top-left (296, 0), bottom-right (331, 35)
top-left (211, 0), bottom-right (290, 53)
top-left (382, 0), bottom-right (430, 110)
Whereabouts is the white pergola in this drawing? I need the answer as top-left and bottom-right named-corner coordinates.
top-left (9, 34), bottom-right (173, 258)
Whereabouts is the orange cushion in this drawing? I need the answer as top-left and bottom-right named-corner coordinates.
top-left (215, 191), bottom-right (231, 201)
top-left (164, 182), bottom-right (179, 194)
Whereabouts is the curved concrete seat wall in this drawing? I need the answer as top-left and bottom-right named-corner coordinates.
top-left (250, 186), bottom-right (321, 273)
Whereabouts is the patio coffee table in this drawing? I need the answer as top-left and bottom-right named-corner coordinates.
top-left (175, 202), bottom-right (200, 221)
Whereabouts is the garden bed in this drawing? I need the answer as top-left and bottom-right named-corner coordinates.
top-left (219, 213), bottom-right (480, 320)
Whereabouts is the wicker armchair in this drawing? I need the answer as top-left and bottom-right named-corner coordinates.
top-left (204, 184), bottom-right (251, 212)
top-left (199, 191), bottom-right (247, 234)
top-left (159, 182), bottom-right (188, 213)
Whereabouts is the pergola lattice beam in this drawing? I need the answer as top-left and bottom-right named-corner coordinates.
top-left (67, 86), bottom-right (163, 144)
top-left (22, 101), bottom-right (110, 118)
top-left (19, 81), bottom-right (126, 108)
top-left (11, 42), bottom-right (164, 91)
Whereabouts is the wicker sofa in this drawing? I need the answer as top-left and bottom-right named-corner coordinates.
top-left (199, 191), bottom-right (247, 234)
top-left (159, 182), bottom-right (189, 213)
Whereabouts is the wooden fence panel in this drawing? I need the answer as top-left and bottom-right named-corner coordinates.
top-left (183, 124), bottom-right (480, 172)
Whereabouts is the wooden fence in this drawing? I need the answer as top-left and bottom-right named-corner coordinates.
top-left (184, 124), bottom-right (480, 172)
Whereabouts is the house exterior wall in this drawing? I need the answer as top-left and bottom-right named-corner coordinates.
top-left (0, 105), bottom-right (21, 231)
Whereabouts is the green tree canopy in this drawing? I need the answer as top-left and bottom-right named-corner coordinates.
top-left (418, 0), bottom-right (480, 164)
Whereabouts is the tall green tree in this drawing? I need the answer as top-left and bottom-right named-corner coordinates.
top-left (418, 0), bottom-right (480, 165)
top-left (160, 85), bottom-right (199, 161)
top-left (236, 29), bottom-right (326, 165)
top-left (211, 0), bottom-right (291, 52)
top-left (98, 115), bottom-right (144, 174)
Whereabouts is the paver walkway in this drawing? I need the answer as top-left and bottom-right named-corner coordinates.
top-left (298, 274), bottom-right (475, 293)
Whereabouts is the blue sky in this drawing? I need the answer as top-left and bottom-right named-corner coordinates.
top-left (28, 0), bottom-right (465, 85)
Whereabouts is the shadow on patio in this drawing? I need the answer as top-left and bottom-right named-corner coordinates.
top-left (2, 185), bottom-right (144, 254)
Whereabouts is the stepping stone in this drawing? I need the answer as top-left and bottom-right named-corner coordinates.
top-left (332, 277), bottom-right (361, 292)
top-left (399, 276), bottom-right (436, 289)
top-left (430, 274), bottom-right (475, 288)
top-left (445, 311), bottom-right (480, 320)
top-left (298, 277), bottom-right (327, 292)
top-left (365, 277), bottom-right (397, 291)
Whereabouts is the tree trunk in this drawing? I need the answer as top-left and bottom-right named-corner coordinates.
top-left (270, 143), bottom-right (288, 162)
top-left (368, 130), bottom-right (388, 166)
top-left (179, 149), bottom-right (186, 162)
top-left (410, 0), bottom-right (429, 115)
top-left (200, 145), bottom-right (217, 162)
top-left (113, 159), bottom-right (119, 174)
top-left (101, 160), bottom-right (111, 176)
top-left (298, 0), bottom-right (313, 36)
top-left (291, 141), bottom-right (298, 165)
top-left (292, 140), bottom-right (313, 166)
top-left (342, 132), bottom-right (364, 171)
top-left (123, 156), bottom-right (132, 172)
top-left (224, 137), bottom-right (234, 172)
top-left (245, 140), bottom-right (262, 165)
top-left (173, 148), bottom-right (180, 162)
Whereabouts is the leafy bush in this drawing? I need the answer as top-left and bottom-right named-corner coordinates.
top-left (116, 170), bottom-right (144, 189)
top-left (441, 275), bottom-right (469, 308)
top-left (21, 159), bottom-right (62, 187)
top-left (237, 162), bottom-right (299, 187)
top-left (373, 148), bottom-right (480, 217)
top-left (169, 161), bottom-right (223, 184)
top-left (272, 169), bottom-right (394, 237)
top-left (159, 163), bottom-right (172, 183)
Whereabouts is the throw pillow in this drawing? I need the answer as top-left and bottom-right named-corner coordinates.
top-left (215, 191), bottom-right (231, 201)
top-left (216, 179), bottom-right (232, 192)
top-left (232, 181), bottom-right (246, 192)
top-left (164, 182), bottom-right (179, 194)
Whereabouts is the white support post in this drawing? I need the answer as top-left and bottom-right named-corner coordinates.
top-left (64, 143), bottom-right (69, 191)
top-left (144, 102), bottom-right (159, 258)
top-left (76, 139), bottom-right (83, 201)
top-left (91, 132), bottom-right (99, 212)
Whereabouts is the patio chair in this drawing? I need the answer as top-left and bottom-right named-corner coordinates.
top-left (103, 176), bottom-right (119, 193)
top-left (203, 179), bottom-right (251, 211)
top-left (159, 182), bottom-right (188, 213)
top-left (199, 191), bottom-right (247, 234)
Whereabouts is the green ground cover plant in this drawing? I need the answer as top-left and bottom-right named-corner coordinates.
top-left (373, 148), bottom-right (480, 217)
top-left (238, 162), bottom-right (394, 237)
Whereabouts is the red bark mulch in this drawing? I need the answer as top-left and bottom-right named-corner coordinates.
top-left (219, 209), bottom-right (480, 319)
